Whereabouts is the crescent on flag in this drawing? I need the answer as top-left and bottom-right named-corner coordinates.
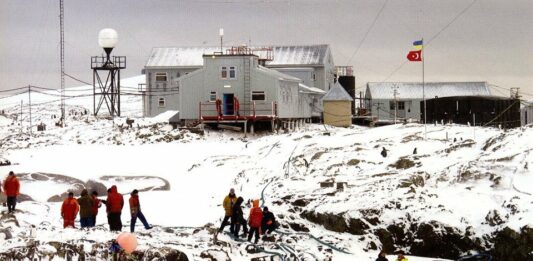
top-left (407, 50), bottom-right (422, 62)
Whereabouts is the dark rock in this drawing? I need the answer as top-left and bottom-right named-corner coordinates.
top-left (292, 198), bottom-right (309, 207)
top-left (301, 211), bottom-right (347, 233)
top-left (491, 226), bottom-right (533, 261)
top-left (390, 157), bottom-right (415, 169)
top-left (375, 228), bottom-right (394, 253)
top-left (85, 179), bottom-right (108, 196)
top-left (288, 222), bottom-right (310, 232)
top-left (347, 159), bottom-right (360, 166)
top-left (410, 222), bottom-right (478, 259)
top-left (347, 218), bottom-right (369, 235)
top-left (485, 210), bottom-right (505, 226)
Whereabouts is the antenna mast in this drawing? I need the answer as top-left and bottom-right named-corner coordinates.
top-left (59, 0), bottom-right (65, 125)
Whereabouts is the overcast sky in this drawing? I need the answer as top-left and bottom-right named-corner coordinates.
top-left (1, 0), bottom-right (532, 98)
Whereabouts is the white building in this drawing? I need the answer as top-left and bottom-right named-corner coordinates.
top-left (365, 82), bottom-right (492, 122)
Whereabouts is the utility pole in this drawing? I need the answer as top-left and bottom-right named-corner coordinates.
top-left (219, 28), bottom-right (224, 53)
top-left (20, 100), bottom-right (23, 134)
top-left (28, 85), bottom-right (32, 135)
top-left (59, 0), bottom-right (65, 126)
top-left (393, 87), bottom-right (399, 124)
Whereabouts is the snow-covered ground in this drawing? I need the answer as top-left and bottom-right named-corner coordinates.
top-left (0, 77), bottom-right (532, 260)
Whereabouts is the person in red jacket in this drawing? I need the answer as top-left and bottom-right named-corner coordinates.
top-left (106, 185), bottom-right (124, 231)
top-left (129, 189), bottom-right (152, 232)
top-left (90, 190), bottom-right (102, 227)
top-left (3, 171), bottom-right (20, 214)
top-left (247, 199), bottom-right (263, 244)
top-left (234, 96), bottom-right (240, 117)
top-left (61, 192), bottom-right (79, 228)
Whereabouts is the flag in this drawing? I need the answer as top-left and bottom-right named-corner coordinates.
top-left (413, 39), bottom-right (423, 50)
top-left (407, 50), bottom-right (422, 62)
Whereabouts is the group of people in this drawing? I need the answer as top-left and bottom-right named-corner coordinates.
top-left (377, 251), bottom-right (408, 261)
top-left (61, 186), bottom-right (153, 232)
top-left (217, 188), bottom-right (278, 244)
top-left (1, 171), bottom-right (151, 233)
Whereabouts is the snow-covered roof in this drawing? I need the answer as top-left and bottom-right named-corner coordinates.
top-left (299, 83), bottom-right (326, 95)
top-left (145, 45), bottom-right (330, 68)
top-left (366, 82), bottom-right (491, 100)
top-left (256, 66), bottom-right (302, 82)
top-left (323, 82), bottom-right (353, 101)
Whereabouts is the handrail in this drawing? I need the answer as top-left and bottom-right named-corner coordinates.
top-left (199, 101), bottom-right (277, 119)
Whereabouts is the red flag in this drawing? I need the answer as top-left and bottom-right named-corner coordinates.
top-left (407, 50), bottom-right (422, 62)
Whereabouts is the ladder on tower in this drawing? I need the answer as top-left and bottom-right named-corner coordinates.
top-left (243, 58), bottom-right (251, 116)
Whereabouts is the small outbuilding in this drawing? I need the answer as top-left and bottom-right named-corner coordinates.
top-left (322, 82), bottom-right (353, 127)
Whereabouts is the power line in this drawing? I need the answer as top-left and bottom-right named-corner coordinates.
top-left (356, 0), bottom-right (480, 91)
top-left (64, 72), bottom-right (92, 86)
top-left (0, 86), bottom-right (30, 93)
top-left (346, 0), bottom-right (388, 65)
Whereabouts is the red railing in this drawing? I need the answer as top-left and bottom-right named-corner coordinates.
top-left (199, 101), bottom-right (277, 121)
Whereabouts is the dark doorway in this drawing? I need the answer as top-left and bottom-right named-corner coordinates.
top-left (223, 93), bottom-right (235, 115)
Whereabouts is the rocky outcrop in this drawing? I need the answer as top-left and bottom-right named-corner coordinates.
top-left (300, 211), bottom-right (369, 235)
top-left (0, 241), bottom-right (189, 261)
top-left (409, 222), bottom-right (479, 259)
top-left (491, 226), bottom-right (533, 261)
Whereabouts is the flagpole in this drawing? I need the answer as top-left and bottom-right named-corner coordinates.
top-left (422, 37), bottom-right (426, 139)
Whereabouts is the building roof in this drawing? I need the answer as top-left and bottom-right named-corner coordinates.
top-left (145, 45), bottom-right (330, 68)
top-left (256, 66), bottom-right (302, 82)
top-left (323, 82), bottom-right (353, 101)
top-left (299, 83), bottom-right (326, 95)
top-left (366, 82), bottom-right (491, 100)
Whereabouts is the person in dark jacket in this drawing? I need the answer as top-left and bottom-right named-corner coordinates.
top-left (129, 189), bottom-right (152, 232)
top-left (261, 207), bottom-right (278, 235)
top-left (106, 185), bottom-right (124, 231)
top-left (90, 191), bottom-right (102, 227)
top-left (231, 196), bottom-right (248, 238)
top-left (77, 189), bottom-right (94, 228)
top-left (376, 250), bottom-right (388, 261)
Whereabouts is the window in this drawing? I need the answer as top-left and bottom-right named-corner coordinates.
top-left (158, 97), bottom-right (165, 107)
top-left (229, 66), bottom-right (236, 79)
top-left (389, 101), bottom-right (395, 110)
top-left (252, 91), bottom-right (265, 101)
top-left (209, 91), bottom-right (217, 102)
top-left (221, 67), bottom-right (227, 79)
top-left (155, 72), bottom-right (167, 82)
top-left (398, 101), bottom-right (405, 110)
top-left (221, 66), bottom-right (236, 79)
top-left (312, 73), bottom-right (316, 81)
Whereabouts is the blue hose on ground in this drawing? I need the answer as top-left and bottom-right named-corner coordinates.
top-left (275, 229), bottom-right (352, 255)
